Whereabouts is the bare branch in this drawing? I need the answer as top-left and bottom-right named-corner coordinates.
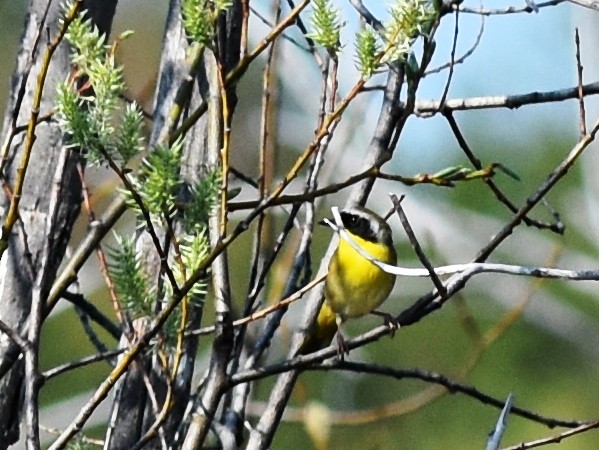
top-left (501, 421), bottom-right (599, 449)
top-left (575, 28), bottom-right (587, 137)
top-left (456, 0), bottom-right (566, 15)
top-left (415, 82), bottom-right (599, 114)
top-left (567, 0), bottom-right (599, 10)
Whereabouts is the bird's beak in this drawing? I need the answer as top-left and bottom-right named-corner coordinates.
top-left (319, 207), bottom-right (342, 230)
top-left (318, 217), bottom-right (337, 230)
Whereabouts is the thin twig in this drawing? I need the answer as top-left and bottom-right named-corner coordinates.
top-left (241, 0), bottom-right (250, 58)
top-left (436, 7), bottom-right (459, 112)
top-left (575, 28), bottom-right (587, 137)
top-left (284, 0), bottom-right (318, 56)
top-left (0, 0), bottom-right (52, 174)
top-left (320, 362), bottom-right (585, 429)
top-left (74, 303), bottom-right (110, 356)
top-left (456, 0), bottom-right (565, 15)
top-left (229, 162), bottom-right (507, 211)
top-left (443, 112), bottom-right (563, 233)
top-left (348, 0), bottom-right (384, 31)
top-left (76, 162), bottom-right (125, 325)
top-left (474, 116), bottom-right (599, 262)
top-left (61, 291), bottom-right (121, 340)
top-left (389, 194), bottom-right (446, 296)
top-left (40, 425), bottom-right (104, 447)
top-left (235, 1), bottom-right (281, 361)
top-left (425, 13), bottom-right (484, 76)
top-left (249, 5), bottom-right (311, 53)
top-left (501, 420), bottom-right (599, 449)
top-left (41, 349), bottom-right (122, 382)
top-left (231, 360), bottom-right (592, 430)
top-left (98, 147), bottom-right (180, 293)
top-left (0, 318), bottom-right (29, 351)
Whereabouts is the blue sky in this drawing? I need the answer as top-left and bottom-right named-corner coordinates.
top-left (335, 1), bottom-right (583, 166)
top-left (0, 0), bottom-right (589, 163)
top-left (245, 1), bottom-right (587, 176)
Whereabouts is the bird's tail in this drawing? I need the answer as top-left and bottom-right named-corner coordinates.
top-left (298, 300), bottom-right (338, 355)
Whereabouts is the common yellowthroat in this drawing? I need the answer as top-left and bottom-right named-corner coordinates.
top-left (300, 206), bottom-right (397, 356)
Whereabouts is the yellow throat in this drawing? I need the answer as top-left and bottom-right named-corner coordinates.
top-left (325, 231), bottom-right (397, 319)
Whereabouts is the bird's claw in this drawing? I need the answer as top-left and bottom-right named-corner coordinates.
top-left (372, 310), bottom-right (400, 337)
top-left (336, 332), bottom-right (349, 361)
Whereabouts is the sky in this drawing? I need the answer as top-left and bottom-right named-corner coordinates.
top-left (0, 1), bottom-right (588, 144)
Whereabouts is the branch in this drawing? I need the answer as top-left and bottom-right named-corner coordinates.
top-left (0, 0), bottom-right (81, 257)
top-left (567, 0), bottom-right (599, 10)
top-left (188, 275), bottom-right (326, 337)
top-left (231, 360), bottom-right (590, 429)
top-left (426, 8), bottom-right (484, 76)
top-left (456, 0), bottom-right (565, 15)
top-left (62, 291), bottom-right (121, 340)
top-left (575, 28), bottom-right (587, 137)
top-left (389, 195), bottom-right (446, 296)
top-left (443, 112), bottom-right (562, 233)
top-left (41, 349), bottom-right (122, 382)
top-left (171, 0), bottom-right (311, 144)
top-left (501, 421), bottom-right (599, 449)
top-left (320, 362), bottom-right (586, 429)
top-left (474, 115), bottom-right (599, 261)
top-left (414, 82), bottom-right (599, 114)
top-left (325, 206), bottom-right (599, 281)
top-left (0, 319), bottom-right (29, 352)
top-left (47, 197), bottom-right (127, 314)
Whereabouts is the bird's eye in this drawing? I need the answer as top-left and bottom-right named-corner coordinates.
top-left (341, 212), bottom-right (358, 227)
top-left (340, 210), bottom-right (379, 242)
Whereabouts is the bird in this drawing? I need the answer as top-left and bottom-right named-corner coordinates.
top-left (299, 206), bottom-right (397, 358)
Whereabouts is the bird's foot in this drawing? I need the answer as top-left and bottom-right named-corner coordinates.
top-left (371, 310), bottom-right (400, 337)
top-left (336, 331), bottom-right (350, 361)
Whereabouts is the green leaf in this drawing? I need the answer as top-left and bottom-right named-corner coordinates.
top-left (308, 0), bottom-right (342, 55)
top-left (108, 233), bottom-right (152, 317)
top-left (56, 5), bottom-right (143, 166)
top-left (181, 0), bottom-right (232, 46)
top-left (383, 0), bottom-right (436, 63)
top-left (126, 139), bottom-right (184, 222)
top-left (181, 169), bottom-right (221, 232)
top-left (355, 26), bottom-right (380, 78)
top-left (171, 229), bottom-right (210, 299)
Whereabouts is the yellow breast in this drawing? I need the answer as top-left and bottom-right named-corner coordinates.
top-left (325, 232), bottom-right (397, 319)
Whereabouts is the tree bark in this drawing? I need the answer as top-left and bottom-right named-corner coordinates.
top-left (105, 1), bottom-right (243, 447)
top-left (0, 1), bottom-right (117, 446)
